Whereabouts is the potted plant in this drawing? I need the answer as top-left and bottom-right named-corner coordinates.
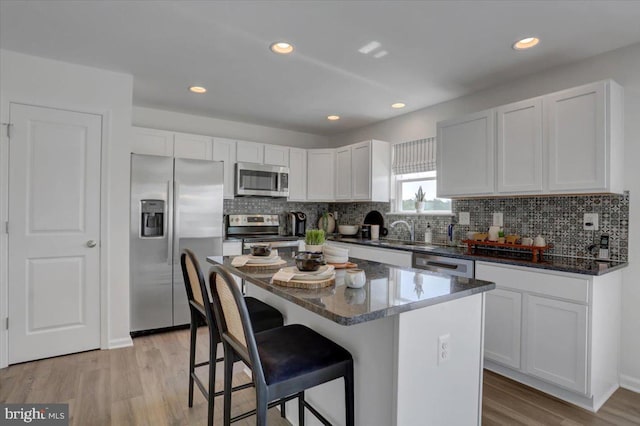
top-left (415, 186), bottom-right (426, 213)
top-left (305, 229), bottom-right (325, 253)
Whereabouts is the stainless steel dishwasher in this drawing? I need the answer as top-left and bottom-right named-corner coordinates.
top-left (412, 252), bottom-right (474, 278)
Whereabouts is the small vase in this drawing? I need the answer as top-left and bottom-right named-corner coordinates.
top-left (415, 201), bottom-right (425, 213)
top-left (305, 244), bottom-right (324, 253)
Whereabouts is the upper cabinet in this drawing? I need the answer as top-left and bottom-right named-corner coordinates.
top-left (264, 144), bottom-right (289, 166)
top-left (212, 138), bottom-right (237, 199)
top-left (437, 110), bottom-right (495, 197)
top-left (173, 132), bottom-right (213, 160)
top-left (236, 140), bottom-right (264, 164)
top-left (288, 148), bottom-right (307, 201)
top-left (132, 127), bottom-right (174, 157)
top-left (307, 149), bottom-right (335, 201)
top-left (437, 80), bottom-right (624, 197)
top-left (333, 140), bottom-right (391, 202)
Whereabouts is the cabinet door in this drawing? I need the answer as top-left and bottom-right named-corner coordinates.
top-left (351, 141), bottom-right (371, 200)
top-left (496, 98), bottom-right (543, 193)
top-left (525, 295), bottom-right (588, 394)
top-left (132, 127), bottom-right (174, 157)
top-left (335, 147), bottom-right (352, 200)
top-left (236, 140), bottom-right (264, 164)
top-left (437, 109), bottom-right (495, 197)
top-left (174, 132), bottom-right (213, 160)
top-left (212, 138), bottom-right (237, 199)
top-left (264, 144), bottom-right (289, 166)
top-left (484, 289), bottom-right (522, 369)
top-left (546, 81), bottom-right (606, 192)
top-left (307, 149), bottom-right (335, 201)
top-left (288, 148), bottom-right (307, 201)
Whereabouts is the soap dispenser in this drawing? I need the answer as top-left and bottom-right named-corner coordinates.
top-left (424, 223), bottom-right (433, 244)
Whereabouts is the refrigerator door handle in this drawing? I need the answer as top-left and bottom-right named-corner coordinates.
top-left (173, 180), bottom-right (180, 264)
top-left (167, 179), bottom-right (174, 265)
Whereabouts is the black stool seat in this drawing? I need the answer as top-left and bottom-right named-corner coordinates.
top-left (245, 297), bottom-right (284, 333)
top-left (256, 324), bottom-right (352, 385)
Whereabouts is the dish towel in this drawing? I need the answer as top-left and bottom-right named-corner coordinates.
top-left (231, 256), bottom-right (250, 267)
top-left (271, 269), bottom-right (297, 282)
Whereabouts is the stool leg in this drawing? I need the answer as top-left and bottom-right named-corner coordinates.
top-left (255, 384), bottom-right (268, 426)
top-left (298, 391), bottom-right (305, 426)
top-left (207, 326), bottom-right (217, 426)
top-left (280, 400), bottom-right (286, 418)
top-left (344, 362), bottom-right (355, 426)
top-left (223, 346), bottom-right (233, 426)
top-left (188, 314), bottom-right (197, 407)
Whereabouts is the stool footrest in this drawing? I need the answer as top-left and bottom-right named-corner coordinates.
top-left (229, 393), bottom-right (298, 423)
top-left (192, 372), bottom-right (254, 401)
top-left (302, 400), bottom-right (333, 426)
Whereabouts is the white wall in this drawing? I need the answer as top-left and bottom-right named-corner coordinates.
top-left (0, 50), bottom-right (134, 367)
top-left (330, 42), bottom-right (640, 390)
top-left (133, 106), bottom-right (329, 148)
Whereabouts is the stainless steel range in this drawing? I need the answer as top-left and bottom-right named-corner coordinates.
top-left (226, 214), bottom-right (303, 255)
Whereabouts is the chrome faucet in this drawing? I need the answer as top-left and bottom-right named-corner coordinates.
top-left (390, 220), bottom-right (415, 241)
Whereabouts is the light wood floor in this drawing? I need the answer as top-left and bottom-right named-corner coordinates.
top-left (1, 328), bottom-right (639, 425)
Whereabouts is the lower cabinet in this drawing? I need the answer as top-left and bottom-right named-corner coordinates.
top-left (476, 261), bottom-right (621, 411)
top-left (484, 288), bottom-right (522, 369)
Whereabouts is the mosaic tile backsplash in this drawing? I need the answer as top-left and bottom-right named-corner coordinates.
top-left (225, 192), bottom-right (629, 261)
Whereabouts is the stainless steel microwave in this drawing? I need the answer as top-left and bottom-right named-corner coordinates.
top-left (235, 162), bottom-right (289, 197)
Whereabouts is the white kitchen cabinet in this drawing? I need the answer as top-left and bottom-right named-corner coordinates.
top-left (236, 140), bottom-right (264, 164)
top-left (332, 140), bottom-right (390, 202)
top-left (173, 132), bottom-right (213, 160)
top-left (496, 98), bottom-right (543, 194)
top-left (525, 295), bottom-right (588, 394)
top-left (307, 149), bottom-right (335, 201)
top-left (131, 127), bottom-right (174, 157)
top-left (546, 80), bottom-right (623, 194)
top-left (437, 109), bottom-right (495, 197)
top-left (264, 144), bottom-right (289, 166)
top-left (476, 261), bottom-right (622, 412)
top-left (335, 146), bottom-right (352, 200)
top-left (483, 288), bottom-right (522, 369)
top-left (288, 148), bottom-right (307, 201)
top-left (213, 137), bottom-right (237, 199)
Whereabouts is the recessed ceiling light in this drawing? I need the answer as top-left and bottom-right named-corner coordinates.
top-left (513, 37), bottom-right (540, 50)
top-left (270, 41), bottom-right (294, 54)
top-left (391, 102), bottom-right (406, 109)
top-left (189, 86), bottom-right (207, 94)
top-left (327, 115), bottom-right (340, 121)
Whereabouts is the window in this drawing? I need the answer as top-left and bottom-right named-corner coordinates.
top-left (395, 171), bottom-right (451, 214)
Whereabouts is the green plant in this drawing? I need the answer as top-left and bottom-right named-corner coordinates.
top-left (415, 186), bottom-right (425, 202)
top-left (305, 229), bottom-right (325, 245)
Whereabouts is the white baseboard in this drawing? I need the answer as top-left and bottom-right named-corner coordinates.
top-left (108, 336), bottom-right (133, 349)
top-left (620, 374), bottom-right (640, 393)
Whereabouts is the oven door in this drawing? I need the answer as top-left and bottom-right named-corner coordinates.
top-left (235, 162), bottom-right (289, 197)
top-left (243, 240), bottom-right (302, 257)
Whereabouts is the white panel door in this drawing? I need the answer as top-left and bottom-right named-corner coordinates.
top-left (236, 140), bottom-right (264, 164)
top-left (437, 109), bottom-right (495, 197)
top-left (546, 82), bottom-right (606, 192)
top-left (351, 141), bottom-right (371, 200)
top-left (484, 289), bottom-right (522, 369)
top-left (307, 149), bottom-right (335, 201)
top-left (131, 127), bottom-right (174, 156)
top-left (174, 132), bottom-right (213, 160)
top-left (496, 98), bottom-right (543, 194)
top-left (288, 148), bottom-right (307, 201)
top-left (8, 104), bottom-right (102, 364)
top-left (212, 137), bottom-right (236, 199)
top-left (525, 295), bottom-right (588, 394)
top-left (264, 144), bottom-right (289, 166)
top-left (335, 147), bottom-right (352, 200)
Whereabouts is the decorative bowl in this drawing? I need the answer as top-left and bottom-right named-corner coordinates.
top-left (338, 225), bottom-right (359, 235)
top-left (250, 244), bottom-right (271, 256)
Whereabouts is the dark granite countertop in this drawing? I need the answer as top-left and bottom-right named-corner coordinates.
top-left (206, 255), bottom-right (495, 326)
top-left (327, 237), bottom-right (628, 276)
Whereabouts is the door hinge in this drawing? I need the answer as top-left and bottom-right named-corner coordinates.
top-left (2, 123), bottom-right (12, 139)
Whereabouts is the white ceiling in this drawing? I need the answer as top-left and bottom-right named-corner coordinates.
top-left (2, 1), bottom-right (640, 135)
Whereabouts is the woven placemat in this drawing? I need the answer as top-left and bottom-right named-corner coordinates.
top-left (272, 276), bottom-right (336, 289)
top-left (236, 259), bottom-right (287, 270)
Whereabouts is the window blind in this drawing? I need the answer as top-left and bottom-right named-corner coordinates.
top-left (392, 137), bottom-right (436, 174)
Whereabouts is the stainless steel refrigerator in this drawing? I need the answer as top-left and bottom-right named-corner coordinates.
top-left (130, 154), bottom-right (224, 333)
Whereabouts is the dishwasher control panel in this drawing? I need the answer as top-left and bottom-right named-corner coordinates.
top-left (412, 253), bottom-right (475, 278)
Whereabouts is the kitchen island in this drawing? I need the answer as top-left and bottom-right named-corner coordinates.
top-left (207, 255), bottom-right (495, 426)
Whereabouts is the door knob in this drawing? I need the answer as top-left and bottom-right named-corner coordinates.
top-left (86, 240), bottom-right (97, 248)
